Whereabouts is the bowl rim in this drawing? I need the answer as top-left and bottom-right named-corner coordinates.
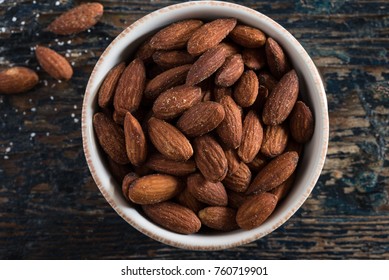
top-left (82, 0), bottom-right (329, 250)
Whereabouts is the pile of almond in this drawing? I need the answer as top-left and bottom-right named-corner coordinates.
top-left (93, 18), bottom-right (314, 234)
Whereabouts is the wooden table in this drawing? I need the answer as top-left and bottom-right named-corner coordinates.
top-left (1, 0), bottom-right (388, 259)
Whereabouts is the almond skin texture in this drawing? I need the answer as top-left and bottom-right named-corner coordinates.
top-left (152, 50), bottom-right (195, 69)
top-left (114, 58), bottom-right (146, 113)
top-left (187, 18), bottom-right (237, 56)
top-left (236, 192), bottom-right (278, 230)
top-left (122, 172), bottom-right (139, 201)
top-left (224, 148), bottom-right (240, 175)
top-left (46, 2), bottom-right (104, 35)
top-left (35, 46), bottom-right (73, 80)
top-left (227, 189), bottom-right (252, 209)
top-left (262, 69), bottom-right (299, 126)
top-left (152, 85), bottom-right (202, 119)
top-left (186, 45), bottom-right (227, 86)
top-left (93, 112), bottom-right (129, 164)
top-left (257, 70), bottom-right (278, 92)
top-left (289, 101), bottom-right (314, 143)
top-left (193, 134), bottom-right (228, 183)
top-left (213, 86), bottom-right (232, 102)
top-left (216, 96), bottom-right (242, 149)
top-left (0, 67), bottom-right (38, 94)
top-left (124, 112), bottom-right (147, 166)
top-left (149, 20), bottom-right (203, 50)
top-left (142, 202), bottom-right (201, 234)
top-left (270, 172), bottom-right (296, 201)
top-left (145, 153), bottom-right (196, 176)
top-left (198, 206), bottom-right (238, 231)
top-left (247, 152), bottom-right (268, 172)
top-left (223, 162), bottom-right (252, 193)
top-left (215, 54), bottom-right (244, 87)
top-left (176, 187), bottom-right (205, 214)
top-left (187, 173), bottom-right (228, 206)
top-left (128, 174), bottom-right (182, 204)
top-left (148, 117), bottom-right (193, 161)
top-left (144, 64), bottom-right (191, 100)
top-left (229, 25), bottom-right (266, 48)
top-left (177, 101), bottom-right (225, 138)
top-left (238, 110), bottom-right (263, 163)
top-left (246, 151), bottom-right (299, 194)
top-left (219, 42), bottom-right (241, 57)
top-left (242, 48), bottom-right (267, 70)
top-left (260, 124), bottom-right (289, 158)
top-left (233, 70), bottom-right (259, 107)
top-left (98, 62), bottom-right (126, 108)
top-left (265, 37), bottom-right (291, 79)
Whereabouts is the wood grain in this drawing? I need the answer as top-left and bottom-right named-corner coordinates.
top-left (1, 0), bottom-right (389, 259)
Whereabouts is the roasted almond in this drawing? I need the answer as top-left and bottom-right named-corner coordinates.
top-left (176, 187), bottom-right (205, 214)
top-left (242, 47), bottom-right (267, 70)
top-left (145, 153), bottom-right (196, 176)
top-left (0, 66), bottom-right (38, 94)
top-left (152, 50), bottom-right (195, 69)
top-left (135, 37), bottom-right (155, 63)
top-left (227, 189), bottom-right (251, 209)
top-left (187, 18), bottom-right (237, 56)
top-left (285, 138), bottom-right (303, 157)
top-left (124, 112), bottom-right (147, 166)
top-left (223, 162), bottom-right (252, 193)
top-left (219, 42), bottom-right (241, 57)
top-left (246, 152), bottom-right (268, 172)
top-left (142, 202), bottom-right (201, 234)
top-left (122, 172), bottom-right (139, 201)
top-left (257, 70), bottom-right (278, 92)
top-left (98, 62), bottom-right (126, 108)
top-left (289, 101), bottom-right (314, 143)
top-left (198, 206), bottom-right (238, 231)
top-left (260, 124), bottom-right (289, 158)
top-left (213, 86), bottom-right (232, 102)
top-left (238, 110), bottom-right (263, 163)
top-left (229, 25), bottom-right (266, 48)
top-left (246, 151), bottom-right (299, 194)
top-left (148, 117), bottom-right (193, 161)
top-left (216, 96), bottom-right (242, 149)
top-left (177, 101), bottom-right (225, 137)
top-left (265, 37), bottom-right (291, 79)
top-left (224, 148), bottom-right (240, 175)
top-left (270, 172), bottom-right (296, 201)
top-left (233, 70), bottom-right (259, 107)
top-left (214, 54), bottom-right (244, 87)
top-left (187, 173), bottom-right (228, 206)
top-left (35, 46), bottom-right (73, 80)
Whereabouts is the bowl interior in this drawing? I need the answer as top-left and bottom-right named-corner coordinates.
top-left (82, 1), bottom-right (329, 250)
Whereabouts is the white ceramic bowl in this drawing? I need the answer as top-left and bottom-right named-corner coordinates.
top-left (82, 1), bottom-right (329, 250)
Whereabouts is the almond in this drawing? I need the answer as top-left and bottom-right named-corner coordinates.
top-left (152, 50), bottom-right (195, 69)
top-left (106, 157), bottom-right (132, 183)
top-left (227, 189), bottom-right (251, 209)
top-left (176, 101), bottom-right (225, 137)
top-left (114, 58), bottom-right (146, 113)
top-left (98, 62), bottom-right (126, 108)
top-left (219, 42), bottom-right (241, 57)
top-left (144, 64), bottom-right (191, 100)
top-left (262, 69), bottom-right (299, 125)
top-left (187, 173), bottom-right (228, 206)
top-left (214, 54), bottom-right (244, 87)
top-left (112, 107), bottom-right (128, 125)
top-left (238, 110), bottom-right (263, 163)
top-left (265, 37), bottom-right (291, 79)
top-left (216, 96), bottom-right (242, 149)
top-left (0, 67), bottom-right (38, 94)
top-left (224, 148), bottom-right (240, 175)
top-left (257, 70), bottom-right (278, 92)
top-left (236, 192), bottom-right (278, 230)
top-left (198, 206), bottom-right (238, 231)
top-left (199, 78), bottom-right (214, 102)
top-left (270, 172), bottom-right (296, 201)
top-left (128, 174), bottom-right (182, 204)
top-left (229, 25), bottom-right (266, 48)
top-left (152, 85), bottom-right (202, 119)
top-left (289, 101), bottom-right (314, 143)
top-left (176, 187), bottom-right (205, 214)
top-left (193, 134), bottom-right (228, 183)
top-left (246, 152), bottom-right (268, 172)
top-left (242, 47), bottom-right (267, 70)
top-left (142, 202), bottom-right (201, 234)
top-left (149, 20), bottom-right (203, 50)
top-left (251, 85), bottom-right (269, 113)
top-left (187, 18), bottom-right (237, 56)
top-left (145, 153), bottom-right (196, 176)
top-left (233, 70), bottom-right (259, 107)
top-left (93, 112), bottom-right (129, 164)
top-left (213, 86), bottom-right (232, 102)
top-left (124, 112), bottom-right (147, 166)
top-left (35, 46), bottom-right (73, 80)
top-left (46, 2), bottom-right (104, 35)
top-left (121, 172), bottom-right (139, 201)
top-left (223, 162), bottom-right (252, 193)
top-left (285, 138), bottom-right (303, 157)
top-left (260, 124), bottom-right (289, 158)
top-left (246, 151), bottom-right (299, 194)
top-left (186, 45), bottom-right (227, 86)
top-left (148, 117), bottom-right (193, 161)
top-left (135, 37), bottom-right (155, 63)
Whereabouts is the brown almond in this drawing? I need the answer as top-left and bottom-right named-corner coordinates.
top-left (0, 67), bottom-right (38, 94)
top-left (246, 151), bottom-right (299, 194)
top-left (193, 134), bottom-right (228, 183)
top-left (262, 69), bottom-right (299, 125)
top-left (214, 54), bottom-right (244, 87)
top-left (229, 25), bottom-right (266, 48)
top-left (187, 18), bottom-right (237, 56)
top-left (186, 45), bottom-right (227, 86)
top-left (257, 70), bottom-right (278, 92)
top-left (251, 85), bottom-right (269, 113)
top-left (124, 112), bottom-right (147, 166)
top-left (112, 107), bottom-right (128, 126)
top-left (106, 157), bottom-right (132, 184)
top-left (46, 2), bottom-right (104, 35)
top-left (224, 148), bottom-right (240, 175)
top-left (199, 78), bottom-right (213, 101)
top-left (35, 46), bottom-right (73, 80)
top-left (142, 202), bottom-right (201, 234)
top-left (223, 162), bottom-right (252, 193)
top-left (177, 101), bottom-right (225, 137)
top-left (265, 37), bottom-right (291, 79)
top-left (152, 50), bottom-right (195, 69)
top-left (285, 138), bottom-right (303, 157)
top-left (227, 189), bottom-right (251, 209)
top-left (289, 101), bottom-right (314, 143)
top-left (128, 174), bottom-right (182, 204)
top-left (242, 47), bottom-right (267, 70)
top-left (198, 206), bottom-right (238, 231)
top-left (187, 173), bottom-right (228, 206)
top-left (145, 153), bottom-right (196, 176)
top-left (114, 58), bottom-right (146, 113)
top-left (236, 192), bottom-right (278, 230)
top-left (121, 172), bottom-right (139, 201)
top-left (149, 20), bottom-right (203, 50)
top-left (135, 37), bottom-right (155, 63)
top-left (93, 112), bottom-right (129, 164)
top-left (219, 41), bottom-right (241, 57)
top-left (213, 86), bottom-right (232, 102)
top-left (176, 187), bottom-right (205, 214)
top-left (238, 110), bottom-right (263, 163)
top-left (98, 62), bottom-right (126, 108)
top-left (216, 96), bottom-right (242, 149)
top-left (148, 117), bottom-right (193, 161)
top-left (152, 85), bottom-right (202, 119)
top-left (233, 70), bottom-right (259, 107)
top-left (260, 124), bottom-right (289, 158)
top-left (270, 172), bottom-right (296, 201)
top-left (246, 152), bottom-right (268, 172)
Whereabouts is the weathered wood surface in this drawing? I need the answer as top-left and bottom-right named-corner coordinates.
top-left (0, 0), bottom-right (388, 259)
